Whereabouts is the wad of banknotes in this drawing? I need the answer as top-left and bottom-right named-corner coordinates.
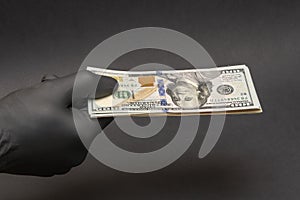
top-left (87, 65), bottom-right (262, 117)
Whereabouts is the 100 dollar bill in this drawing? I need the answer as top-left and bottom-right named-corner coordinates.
top-left (87, 65), bottom-right (262, 117)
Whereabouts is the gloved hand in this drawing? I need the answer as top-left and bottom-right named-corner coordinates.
top-left (0, 70), bottom-right (117, 176)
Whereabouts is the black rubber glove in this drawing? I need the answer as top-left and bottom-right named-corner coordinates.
top-left (0, 70), bottom-right (117, 176)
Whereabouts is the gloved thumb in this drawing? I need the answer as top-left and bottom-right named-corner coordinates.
top-left (42, 70), bottom-right (118, 108)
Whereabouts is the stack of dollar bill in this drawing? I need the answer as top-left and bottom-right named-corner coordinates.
top-left (87, 65), bottom-right (262, 117)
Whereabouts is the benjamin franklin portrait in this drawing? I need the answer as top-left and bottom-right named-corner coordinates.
top-left (160, 71), bottom-right (219, 109)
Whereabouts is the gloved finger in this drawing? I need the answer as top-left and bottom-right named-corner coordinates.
top-left (41, 74), bottom-right (59, 82)
top-left (42, 70), bottom-right (118, 108)
top-left (66, 108), bottom-right (113, 148)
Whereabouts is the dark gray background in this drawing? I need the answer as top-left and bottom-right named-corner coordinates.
top-left (0, 0), bottom-right (299, 199)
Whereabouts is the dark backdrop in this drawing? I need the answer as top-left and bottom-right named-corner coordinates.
top-left (0, 0), bottom-right (299, 199)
